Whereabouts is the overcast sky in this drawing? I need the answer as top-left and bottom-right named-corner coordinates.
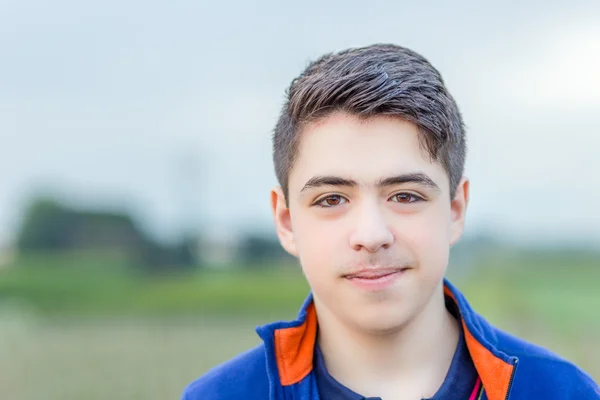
top-left (1, 0), bottom-right (599, 248)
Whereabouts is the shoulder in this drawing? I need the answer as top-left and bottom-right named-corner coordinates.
top-left (181, 344), bottom-right (271, 400)
top-left (492, 328), bottom-right (599, 398)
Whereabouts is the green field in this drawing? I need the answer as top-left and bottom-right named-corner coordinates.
top-left (0, 251), bottom-right (598, 399)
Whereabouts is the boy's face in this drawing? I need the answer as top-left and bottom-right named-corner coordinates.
top-left (271, 112), bottom-right (469, 333)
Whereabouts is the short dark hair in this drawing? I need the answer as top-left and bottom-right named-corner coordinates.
top-left (273, 43), bottom-right (466, 201)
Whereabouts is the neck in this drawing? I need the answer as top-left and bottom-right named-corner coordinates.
top-left (315, 283), bottom-right (460, 398)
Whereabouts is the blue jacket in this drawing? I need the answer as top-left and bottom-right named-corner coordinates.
top-left (182, 279), bottom-right (600, 400)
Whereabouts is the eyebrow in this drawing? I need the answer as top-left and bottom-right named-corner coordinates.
top-left (300, 173), bottom-right (441, 193)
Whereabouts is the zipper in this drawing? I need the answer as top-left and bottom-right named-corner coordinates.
top-left (504, 357), bottom-right (519, 400)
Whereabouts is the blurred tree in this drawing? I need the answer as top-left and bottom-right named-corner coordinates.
top-left (237, 234), bottom-right (294, 267)
top-left (16, 197), bottom-right (73, 251)
top-left (15, 196), bottom-right (198, 272)
top-left (138, 235), bottom-right (197, 273)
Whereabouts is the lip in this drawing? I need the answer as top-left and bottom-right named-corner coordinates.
top-left (343, 267), bottom-right (408, 291)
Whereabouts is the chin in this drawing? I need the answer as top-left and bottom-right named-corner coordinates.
top-left (349, 304), bottom-right (414, 335)
top-left (355, 317), bottom-right (408, 336)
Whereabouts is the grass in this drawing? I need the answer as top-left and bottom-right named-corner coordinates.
top-left (0, 314), bottom-right (263, 400)
top-left (0, 252), bottom-right (310, 316)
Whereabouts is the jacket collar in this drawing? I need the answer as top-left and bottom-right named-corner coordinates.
top-left (256, 278), bottom-right (518, 400)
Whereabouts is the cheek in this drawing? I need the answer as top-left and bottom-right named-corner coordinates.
top-left (397, 205), bottom-right (451, 272)
top-left (291, 212), bottom-right (344, 278)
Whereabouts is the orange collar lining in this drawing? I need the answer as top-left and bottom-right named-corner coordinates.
top-left (444, 286), bottom-right (515, 400)
top-left (274, 285), bottom-right (515, 400)
top-left (274, 302), bottom-right (318, 386)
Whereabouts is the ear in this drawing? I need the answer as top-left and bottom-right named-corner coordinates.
top-left (271, 186), bottom-right (298, 257)
top-left (449, 176), bottom-right (470, 247)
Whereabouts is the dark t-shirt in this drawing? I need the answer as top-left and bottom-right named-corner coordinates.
top-left (313, 299), bottom-right (479, 400)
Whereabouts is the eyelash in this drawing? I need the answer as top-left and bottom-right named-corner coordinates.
top-left (313, 193), bottom-right (425, 208)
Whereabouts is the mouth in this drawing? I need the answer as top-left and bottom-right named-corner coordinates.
top-left (343, 267), bottom-right (409, 280)
top-left (342, 267), bottom-right (409, 290)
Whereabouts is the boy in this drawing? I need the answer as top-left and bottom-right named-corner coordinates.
top-left (182, 44), bottom-right (599, 399)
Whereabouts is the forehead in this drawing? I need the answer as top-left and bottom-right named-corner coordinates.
top-left (289, 112), bottom-right (449, 191)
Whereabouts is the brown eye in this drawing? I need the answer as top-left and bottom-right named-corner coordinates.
top-left (316, 195), bottom-right (347, 207)
top-left (391, 193), bottom-right (422, 203)
top-left (325, 195), bottom-right (341, 206)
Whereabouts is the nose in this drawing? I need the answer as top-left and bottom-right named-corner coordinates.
top-left (348, 200), bottom-right (394, 253)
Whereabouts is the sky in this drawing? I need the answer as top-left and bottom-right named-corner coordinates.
top-left (1, 0), bottom-right (599, 248)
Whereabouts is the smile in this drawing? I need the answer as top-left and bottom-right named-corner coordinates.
top-left (343, 267), bottom-right (409, 290)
